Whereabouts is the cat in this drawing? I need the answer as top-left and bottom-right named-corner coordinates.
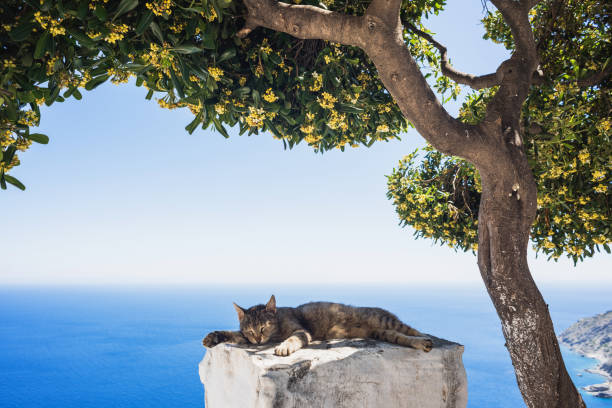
top-left (202, 295), bottom-right (433, 356)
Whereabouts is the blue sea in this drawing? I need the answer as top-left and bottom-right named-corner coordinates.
top-left (0, 285), bottom-right (610, 407)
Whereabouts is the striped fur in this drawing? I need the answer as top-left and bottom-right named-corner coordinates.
top-left (203, 295), bottom-right (433, 356)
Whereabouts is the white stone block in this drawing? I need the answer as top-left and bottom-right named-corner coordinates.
top-left (199, 337), bottom-right (467, 408)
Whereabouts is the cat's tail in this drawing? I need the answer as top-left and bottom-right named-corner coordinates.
top-left (371, 329), bottom-right (433, 352)
top-left (375, 309), bottom-right (425, 337)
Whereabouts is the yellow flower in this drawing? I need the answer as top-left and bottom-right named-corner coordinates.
top-left (169, 22), bottom-right (186, 34)
top-left (239, 76), bottom-right (247, 86)
top-left (208, 66), bottom-right (224, 81)
top-left (578, 149), bottom-right (590, 164)
top-left (206, 7), bottom-right (217, 22)
top-left (105, 23), bottom-right (129, 44)
top-left (107, 68), bottom-right (130, 84)
top-left (317, 92), bottom-right (337, 109)
top-left (548, 166), bottom-right (563, 178)
top-left (304, 134), bottom-right (322, 144)
top-left (594, 184), bottom-right (608, 193)
top-left (591, 169), bottom-right (606, 181)
top-left (593, 235), bottom-right (609, 245)
top-left (309, 72), bottom-right (322, 92)
top-left (2, 58), bottom-right (17, 69)
top-left (300, 124), bottom-right (315, 134)
top-left (263, 88), bottom-right (278, 103)
top-left (376, 124), bottom-right (390, 133)
top-left (260, 39), bottom-right (273, 55)
top-left (541, 240), bottom-right (556, 250)
top-left (245, 107), bottom-right (265, 128)
top-left (327, 111), bottom-right (347, 131)
top-left (214, 103), bottom-right (227, 115)
top-left (146, 0), bottom-right (173, 16)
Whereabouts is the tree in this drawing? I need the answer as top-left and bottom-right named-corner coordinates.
top-left (1, 0), bottom-right (609, 406)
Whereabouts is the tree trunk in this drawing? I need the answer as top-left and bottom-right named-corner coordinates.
top-left (476, 128), bottom-right (585, 408)
top-left (236, 1), bottom-right (587, 405)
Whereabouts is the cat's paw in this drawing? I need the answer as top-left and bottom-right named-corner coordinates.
top-left (202, 331), bottom-right (226, 348)
top-left (274, 339), bottom-right (300, 356)
top-left (419, 338), bottom-right (433, 352)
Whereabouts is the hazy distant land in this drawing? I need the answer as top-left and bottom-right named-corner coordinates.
top-left (560, 311), bottom-right (612, 398)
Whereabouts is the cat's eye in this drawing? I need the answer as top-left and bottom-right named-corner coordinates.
top-left (260, 327), bottom-right (265, 334)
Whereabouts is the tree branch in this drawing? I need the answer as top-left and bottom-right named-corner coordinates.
top-left (404, 22), bottom-right (500, 90)
top-left (478, 0), bottom-right (541, 145)
top-left (238, 0), bottom-right (490, 164)
top-left (577, 63), bottom-right (612, 89)
top-left (522, 0), bottom-right (544, 9)
top-left (489, 0), bottom-right (538, 62)
top-left (238, 0), bottom-right (365, 47)
top-left (366, 0), bottom-right (402, 27)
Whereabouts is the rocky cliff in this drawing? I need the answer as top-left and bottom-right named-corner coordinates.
top-left (199, 337), bottom-right (467, 408)
top-left (559, 310), bottom-right (612, 398)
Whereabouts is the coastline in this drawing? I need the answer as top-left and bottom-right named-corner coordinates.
top-left (559, 309), bottom-right (612, 400)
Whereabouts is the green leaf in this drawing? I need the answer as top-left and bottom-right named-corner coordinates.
top-left (113, 0), bottom-right (139, 20)
top-left (185, 115), bottom-right (201, 134)
top-left (338, 103), bottom-right (364, 114)
top-left (212, 117), bottom-right (230, 138)
top-left (94, 4), bottom-right (108, 21)
top-left (171, 44), bottom-right (202, 54)
top-left (252, 89), bottom-right (261, 106)
top-left (149, 22), bottom-right (164, 43)
top-left (264, 119), bottom-right (283, 139)
top-left (77, 0), bottom-right (89, 19)
top-left (34, 32), bottom-right (52, 59)
top-left (84, 74), bottom-right (109, 90)
top-left (135, 11), bottom-right (154, 35)
top-left (217, 48), bottom-right (236, 63)
top-left (9, 22), bottom-right (36, 41)
top-left (4, 175), bottom-right (26, 191)
top-left (67, 28), bottom-right (97, 48)
top-left (2, 145), bottom-right (17, 165)
top-left (201, 33), bottom-right (216, 50)
top-left (169, 68), bottom-right (184, 99)
top-left (0, 174), bottom-right (6, 190)
top-left (26, 133), bottom-right (50, 144)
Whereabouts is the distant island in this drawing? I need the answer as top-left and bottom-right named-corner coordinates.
top-left (559, 310), bottom-right (612, 399)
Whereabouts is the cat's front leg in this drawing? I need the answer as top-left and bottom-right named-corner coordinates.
top-left (274, 330), bottom-right (312, 356)
top-left (202, 331), bottom-right (247, 348)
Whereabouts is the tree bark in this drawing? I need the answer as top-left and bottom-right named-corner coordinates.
top-left (238, 0), bottom-right (587, 405)
top-left (475, 129), bottom-right (586, 408)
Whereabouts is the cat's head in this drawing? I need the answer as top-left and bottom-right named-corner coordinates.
top-left (233, 295), bottom-right (278, 345)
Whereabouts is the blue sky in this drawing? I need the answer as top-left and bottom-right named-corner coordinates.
top-left (2, 2), bottom-right (611, 286)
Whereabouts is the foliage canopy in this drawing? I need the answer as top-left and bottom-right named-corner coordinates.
top-left (1, 0), bottom-right (610, 263)
top-left (0, 0), bottom-right (445, 188)
top-left (387, 0), bottom-right (611, 263)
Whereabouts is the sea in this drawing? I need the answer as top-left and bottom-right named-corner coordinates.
top-left (0, 284), bottom-right (610, 408)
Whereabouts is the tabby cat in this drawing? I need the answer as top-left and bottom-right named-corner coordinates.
top-left (202, 295), bottom-right (433, 356)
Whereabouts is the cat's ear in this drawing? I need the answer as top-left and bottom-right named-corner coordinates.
top-left (265, 295), bottom-right (276, 313)
top-left (233, 302), bottom-right (245, 320)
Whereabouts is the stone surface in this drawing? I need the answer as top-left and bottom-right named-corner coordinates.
top-left (199, 336), bottom-right (467, 408)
